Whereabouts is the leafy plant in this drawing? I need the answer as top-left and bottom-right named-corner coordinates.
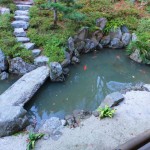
top-left (27, 132), bottom-right (44, 150)
top-left (97, 105), bottom-right (115, 119)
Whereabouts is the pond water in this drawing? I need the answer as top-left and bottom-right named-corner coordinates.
top-left (1, 49), bottom-right (150, 124)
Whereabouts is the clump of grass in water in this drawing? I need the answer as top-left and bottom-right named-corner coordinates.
top-left (27, 132), bottom-right (44, 150)
top-left (97, 105), bottom-right (115, 119)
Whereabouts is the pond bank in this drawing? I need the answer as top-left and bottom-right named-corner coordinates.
top-left (1, 89), bottom-right (150, 150)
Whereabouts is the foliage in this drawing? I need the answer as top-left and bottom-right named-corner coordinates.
top-left (27, 132), bottom-right (44, 150)
top-left (0, 14), bottom-right (32, 62)
top-left (97, 105), bottom-right (115, 119)
top-left (137, 18), bottom-right (150, 33)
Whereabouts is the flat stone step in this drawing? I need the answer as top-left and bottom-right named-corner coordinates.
top-left (34, 56), bottom-right (49, 66)
top-left (32, 49), bottom-right (41, 58)
top-left (15, 10), bottom-right (29, 16)
top-left (14, 0), bottom-right (33, 5)
top-left (11, 20), bottom-right (29, 29)
top-left (16, 5), bottom-right (32, 10)
top-left (23, 42), bottom-right (35, 50)
top-left (14, 28), bottom-right (26, 37)
top-left (16, 37), bottom-right (30, 43)
top-left (14, 15), bottom-right (29, 22)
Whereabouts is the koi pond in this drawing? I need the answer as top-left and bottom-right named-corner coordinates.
top-left (0, 49), bottom-right (150, 124)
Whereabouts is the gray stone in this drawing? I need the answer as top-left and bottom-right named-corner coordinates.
top-left (122, 33), bottom-right (131, 46)
top-left (62, 68), bottom-right (70, 76)
top-left (65, 115), bottom-right (75, 127)
top-left (77, 27), bottom-right (89, 40)
top-left (14, 15), bottom-right (29, 22)
top-left (84, 39), bottom-right (97, 53)
top-left (32, 49), bottom-right (41, 58)
top-left (96, 18), bottom-right (107, 30)
top-left (0, 49), bottom-right (8, 72)
top-left (100, 35), bottom-right (110, 46)
top-left (0, 66), bottom-right (50, 106)
top-left (16, 37), bottom-right (30, 43)
top-left (15, 1), bottom-right (33, 5)
top-left (61, 120), bottom-right (67, 126)
top-left (23, 42), bottom-right (35, 50)
top-left (92, 30), bottom-right (103, 42)
top-left (15, 10), bottom-right (29, 16)
top-left (11, 21), bottom-right (29, 29)
top-left (39, 117), bottom-right (62, 135)
top-left (130, 49), bottom-right (142, 63)
top-left (61, 59), bottom-right (70, 68)
top-left (13, 28), bottom-right (26, 37)
top-left (71, 56), bottom-right (80, 64)
top-left (132, 33), bottom-right (137, 42)
top-left (143, 84), bottom-right (150, 92)
top-left (100, 92), bottom-right (124, 108)
top-left (121, 25), bottom-right (129, 33)
top-left (109, 38), bottom-right (124, 49)
top-left (75, 41), bottom-right (86, 53)
top-left (92, 111), bottom-right (99, 117)
top-left (0, 106), bottom-right (28, 137)
top-left (16, 5), bottom-right (32, 10)
top-left (109, 27), bottom-right (122, 40)
top-left (0, 72), bottom-right (9, 80)
top-left (0, 8), bottom-right (10, 14)
top-left (68, 37), bottom-right (75, 53)
top-left (9, 57), bottom-right (36, 75)
top-left (49, 62), bottom-right (64, 82)
top-left (34, 56), bottom-right (49, 66)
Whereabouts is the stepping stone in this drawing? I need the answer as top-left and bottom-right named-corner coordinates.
top-left (16, 5), bottom-right (32, 11)
top-left (15, 10), bottom-right (29, 16)
top-left (34, 56), bottom-right (49, 66)
top-left (14, 15), bottom-right (29, 22)
top-left (32, 49), bottom-right (41, 58)
top-left (11, 20), bottom-right (29, 29)
top-left (14, 28), bottom-right (26, 37)
top-left (23, 43), bottom-right (35, 50)
top-left (16, 37), bottom-right (30, 43)
top-left (0, 8), bottom-right (10, 14)
top-left (14, 1), bottom-right (33, 5)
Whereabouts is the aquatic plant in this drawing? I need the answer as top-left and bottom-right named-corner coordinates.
top-left (27, 132), bottom-right (44, 150)
top-left (97, 105), bottom-right (115, 119)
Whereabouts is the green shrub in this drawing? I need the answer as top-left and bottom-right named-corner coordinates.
top-left (137, 18), bottom-right (150, 33)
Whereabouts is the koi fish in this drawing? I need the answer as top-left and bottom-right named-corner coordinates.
top-left (83, 65), bottom-right (87, 71)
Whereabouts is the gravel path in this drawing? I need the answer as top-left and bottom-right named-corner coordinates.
top-left (0, 90), bottom-right (150, 150)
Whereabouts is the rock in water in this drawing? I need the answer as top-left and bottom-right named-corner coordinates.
top-left (0, 72), bottom-right (9, 80)
top-left (100, 92), bottom-right (124, 107)
top-left (0, 49), bottom-right (8, 72)
top-left (0, 106), bottom-right (28, 137)
top-left (130, 49), bottom-right (142, 63)
top-left (0, 66), bottom-right (50, 106)
top-left (109, 27), bottom-right (122, 40)
top-left (122, 33), bottom-right (131, 46)
top-left (9, 57), bottom-right (36, 75)
top-left (100, 35), bottom-right (110, 46)
top-left (49, 62), bottom-right (64, 82)
top-left (109, 38), bottom-right (124, 49)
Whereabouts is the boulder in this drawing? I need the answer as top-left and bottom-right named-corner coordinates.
top-left (143, 84), bottom-right (150, 92)
top-left (84, 39), bottom-right (97, 53)
top-left (15, 10), bottom-right (29, 16)
top-left (109, 27), bottom-right (122, 40)
top-left (96, 18), bottom-right (107, 30)
top-left (16, 5), bottom-right (32, 10)
top-left (62, 68), bottom-right (69, 76)
top-left (39, 117), bottom-right (62, 136)
top-left (0, 49), bottom-right (8, 72)
top-left (13, 28), bottom-right (26, 37)
top-left (14, 15), bottom-right (29, 22)
top-left (100, 92), bottom-right (124, 108)
top-left (0, 106), bottom-right (28, 137)
top-left (9, 57), bottom-right (36, 75)
top-left (34, 56), bottom-right (49, 66)
top-left (0, 66), bottom-right (50, 106)
top-left (16, 37), bottom-right (30, 43)
top-left (92, 30), bottom-right (103, 42)
top-left (65, 115), bottom-right (75, 127)
top-left (122, 33), bottom-right (131, 46)
top-left (100, 35), bottom-right (110, 46)
top-left (49, 62), bottom-right (64, 82)
top-left (23, 42), bottom-right (35, 50)
top-left (68, 37), bottom-right (75, 53)
top-left (71, 56), bottom-right (80, 64)
top-left (132, 33), bottom-right (137, 42)
top-left (130, 49), bottom-right (142, 63)
top-left (77, 27), bottom-right (89, 40)
top-left (11, 21), bottom-right (29, 30)
top-left (109, 38), bottom-right (124, 49)
top-left (32, 49), bottom-right (41, 58)
top-left (61, 59), bottom-right (70, 68)
top-left (74, 41), bottom-right (86, 53)
top-left (121, 25), bottom-right (129, 33)
top-left (0, 8), bottom-right (10, 14)
top-left (92, 111), bottom-right (99, 117)
top-left (0, 72), bottom-right (9, 80)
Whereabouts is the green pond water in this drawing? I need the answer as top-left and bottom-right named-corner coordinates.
top-left (0, 49), bottom-right (150, 123)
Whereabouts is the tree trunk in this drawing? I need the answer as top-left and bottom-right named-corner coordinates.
top-left (53, 0), bottom-right (57, 26)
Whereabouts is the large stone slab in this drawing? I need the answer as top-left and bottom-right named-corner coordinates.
top-left (13, 28), bottom-right (26, 37)
top-left (14, 15), bottom-right (29, 22)
top-left (0, 49), bottom-right (8, 72)
top-left (0, 8), bottom-right (10, 14)
top-left (15, 10), bottom-right (29, 16)
top-left (23, 42), bottom-right (35, 50)
top-left (16, 5), bottom-right (32, 10)
top-left (34, 56), bottom-right (49, 66)
top-left (16, 37), bottom-right (30, 43)
top-left (11, 21), bottom-right (29, 29)
top-left (0, 66), bottom-right (50, 106)
top-left (100, 92), bottom-right (124, 107)
top-left (0, 106), bottom-right (28, 137)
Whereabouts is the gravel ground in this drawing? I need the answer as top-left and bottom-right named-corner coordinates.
top-left (0, 90), bottom-right (150, 150)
